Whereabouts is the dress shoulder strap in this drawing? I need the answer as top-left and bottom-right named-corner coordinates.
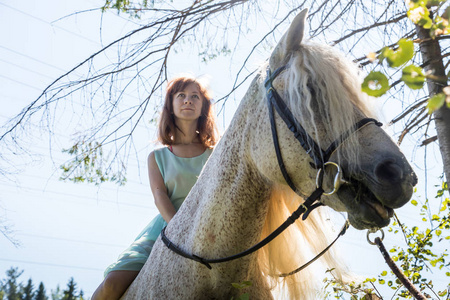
top-left (153, 147), bottom-right (170, 179)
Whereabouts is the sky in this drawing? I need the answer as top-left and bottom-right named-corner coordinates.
top-left (0, 1), bottom-right (447, 299)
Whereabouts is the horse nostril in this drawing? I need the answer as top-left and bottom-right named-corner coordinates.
top-left (411, 172), bottom-right (418, 186)
top-left (375, 160), bottom-right (404, 183)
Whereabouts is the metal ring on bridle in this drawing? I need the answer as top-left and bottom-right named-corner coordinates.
top-left (367, 229), bottom-right (385, 245)
top-left (315, 162), bottom-right (347, 195)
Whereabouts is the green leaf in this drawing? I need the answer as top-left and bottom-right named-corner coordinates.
top-left (418, 15), bottom-right (433, 29)
top-left (401, 65), bottom-right (426, 89)
top-left (381, 39), bottom-right (414, 67)
top-left (407, 3), bottom-right (432, 28)
top-left (231, 281), bottom-right (252, 290)
top-left (409, 0), bottom-right (427, 7)
top-left (239, 294), bottom-right (250, 300)
top-left (411, 199), bottom-right (418, 206)
top-left (231, 283), bottom-right (243, 289)
top-left (427, 93), bottom-right (446, 113)
top-left (362, 71), bottom-right (390, 97)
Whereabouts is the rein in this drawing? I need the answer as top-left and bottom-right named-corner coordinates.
top-left (161, 65), bottom-right (382, 274)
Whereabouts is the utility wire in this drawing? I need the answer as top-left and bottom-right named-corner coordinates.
top-left (0, 257), bottom-right (104, 272)
top-left (10, 171), bottom-right (151, 198)
top-left (0, 45), bottom-right (67, 73)
top-left (0, 74), bottom-right (43, 91)
top-left (16, 232), bottom-right (128, 249)
top-left (0, 2), bottom-right (100, 46)
top-left (1, 183), bottom-right (152, 209)
top-left (0, 57), bottom-right (56, 80)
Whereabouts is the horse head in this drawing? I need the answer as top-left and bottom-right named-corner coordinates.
top-left (254, 9), bottom-right (417, 230)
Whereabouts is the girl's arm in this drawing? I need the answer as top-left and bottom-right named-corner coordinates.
top-left (148, 151), bottom-right (176, 223)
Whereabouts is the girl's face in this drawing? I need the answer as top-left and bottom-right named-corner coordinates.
top-left (172, 83), bottom-right (204, 122)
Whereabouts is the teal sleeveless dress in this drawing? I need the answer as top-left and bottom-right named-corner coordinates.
top-left (104, 147), bottom-right (212, 276)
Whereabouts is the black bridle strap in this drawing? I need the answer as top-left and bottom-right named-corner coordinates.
top-left (266, 70), bottom-right (325, 168)
top-left (161, 187), bottom-right (324, 270)
top-left (267, 92), bottom-right (301, 193)
top-left (265, 66), bottom-right (383, 169)
top-left (323, 118), bottom-right (383, 161)
top-left (278, 219), bottom-right (349, 277)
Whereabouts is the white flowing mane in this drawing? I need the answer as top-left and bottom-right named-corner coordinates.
top-left (270, 41), bottom-right (376, 165)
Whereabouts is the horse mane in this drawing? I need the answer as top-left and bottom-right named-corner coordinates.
top-left (257, 41), bottom-right (374, 298)
top-left (258, 185), bottom-right (352, 298)
top-left (285, 41), bottom-right (375, 165)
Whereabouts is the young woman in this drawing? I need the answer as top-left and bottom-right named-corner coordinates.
top-left (92, 75), bottom-right (219, 300)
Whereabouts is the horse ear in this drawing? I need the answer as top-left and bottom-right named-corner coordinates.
top-left (270, 8), bottom-right (308, 67)
top-left (285, 8), bottom-right (308, 52)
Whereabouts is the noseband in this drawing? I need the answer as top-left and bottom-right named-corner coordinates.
top-left (161, 65), bottom-right (382, 273)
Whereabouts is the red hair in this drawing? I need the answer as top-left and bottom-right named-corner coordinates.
top-left (157, 76), bottom-right (219, 148)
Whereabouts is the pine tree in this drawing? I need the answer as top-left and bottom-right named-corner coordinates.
top-left (61, 279), bottom-right (76, 300)
top-left (34, 283), bottom-right (47, 300)
top-left (1, 281), bottom-right (5, 300)
top-left (50, 285), bottom-right (62, 300)
top-left (4, 267), bottom-right (23, 300)
top-left (0, 279), bottom-right (5, 300)
top-left (21, 279), bottom-right (34, 300)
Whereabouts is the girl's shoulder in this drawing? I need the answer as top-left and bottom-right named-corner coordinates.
top-left (152, 146), bottom-right (169, 154)
top-left (151, 144), bottom-right (212, 160)
top-left (148, 147), bottom-right (170, 163)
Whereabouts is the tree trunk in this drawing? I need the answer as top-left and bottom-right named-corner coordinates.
top-left (415, 23), bottom-right (450, 193)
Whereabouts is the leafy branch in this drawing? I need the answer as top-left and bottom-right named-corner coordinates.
top-left (361, 0), bottom-right (450, 117)
top-left (324, 180), bottom-right (450, 299)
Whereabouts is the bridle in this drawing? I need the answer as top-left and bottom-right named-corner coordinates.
top-left (161, 65), bottom-right (383, 274)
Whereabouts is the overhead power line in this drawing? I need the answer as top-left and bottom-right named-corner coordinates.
top-left (16, 232), bottom-right (127, 249)
top-left (0, 2), bottom-right (100, 46)
top-left (1, 183), bottom-right (152, 210)
top-left (0, 257), bottom-right (103, 272)
top-left (0, 74), bottom-right (43, 91)
top-left (0, 45), bottom-right (67, 73)
top-left (0, 57), bottom-right (56, 80)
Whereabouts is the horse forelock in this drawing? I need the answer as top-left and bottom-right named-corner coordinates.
top-left (280, 42), bottom-right (376, 165)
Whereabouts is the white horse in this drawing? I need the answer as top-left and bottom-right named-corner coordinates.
top-left (123, 9), bottom-right (417, 299)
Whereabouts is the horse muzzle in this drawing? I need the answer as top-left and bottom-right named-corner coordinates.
top-left (323, 156), bottom-right (417, 230)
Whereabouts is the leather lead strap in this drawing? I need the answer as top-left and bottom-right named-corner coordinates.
top-left (278, 220), bottom-right (349, 277)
